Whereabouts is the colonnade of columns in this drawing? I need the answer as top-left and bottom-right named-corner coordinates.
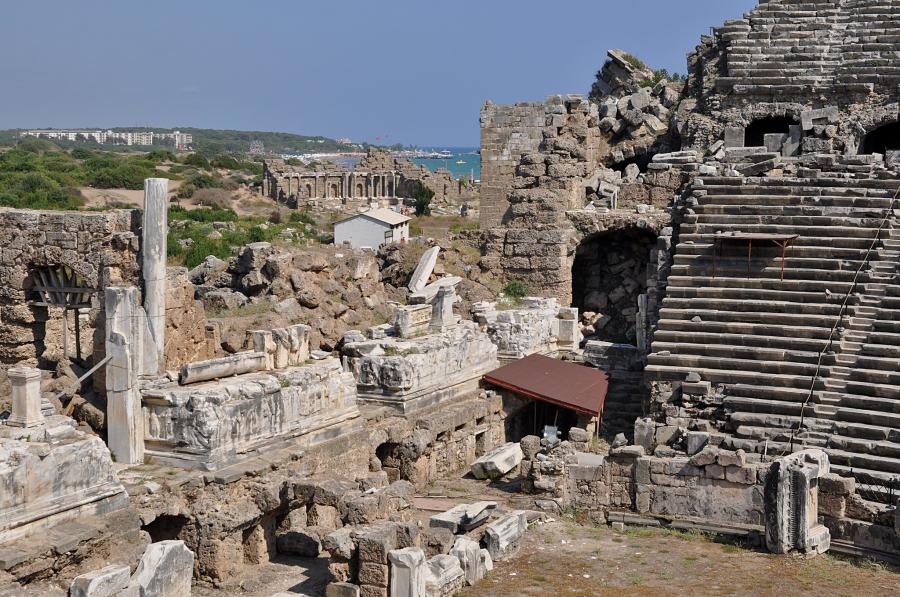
top-left (279, 171), bottom-right (399, 200)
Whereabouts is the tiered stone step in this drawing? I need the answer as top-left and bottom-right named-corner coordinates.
top-left (649, 174), bottom-right (900, 479)
top-left (714, 0), bottom-right (900, 94)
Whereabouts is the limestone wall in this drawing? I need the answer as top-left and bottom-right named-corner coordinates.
top-left (141, 358), bottom-right (360, 469)
top-left (0, 209), bottom-right (140, 374)
top-left (479, 100), bottom-right (547, 228)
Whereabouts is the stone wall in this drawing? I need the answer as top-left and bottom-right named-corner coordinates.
top-left (164, 267), bottom-right (218, 370)
top-left (479, 100), bottom-right (549, 228)
top-left (0, 209), bottom-right (140, 376)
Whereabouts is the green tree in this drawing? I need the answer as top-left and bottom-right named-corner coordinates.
top-left (413, 182), bottom-right (434, 216)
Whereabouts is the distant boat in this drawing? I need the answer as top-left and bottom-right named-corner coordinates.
top-left (455, 159), bottom-right (466, 165)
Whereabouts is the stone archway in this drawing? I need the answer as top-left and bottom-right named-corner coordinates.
top-left (860, 121), bottom-right (900, 156)
top-left (571, 229), bottom-right (657, 344)
top-left (305, 184), bottom-right (313, 199)
top-left (330, 183), bottom-right (339, 198)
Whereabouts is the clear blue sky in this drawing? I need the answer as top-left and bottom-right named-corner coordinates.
top-left (0, 1), bottom-right (758, 147)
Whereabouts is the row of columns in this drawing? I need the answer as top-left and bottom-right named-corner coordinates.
top-left (282, 171), bottom-right (399, 200)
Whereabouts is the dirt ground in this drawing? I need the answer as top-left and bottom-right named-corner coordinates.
top-left (459, 520), bottom-right (899, 597)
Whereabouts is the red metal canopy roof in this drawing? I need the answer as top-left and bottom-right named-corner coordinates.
top-left (482, 353), bottom-right (609, 417)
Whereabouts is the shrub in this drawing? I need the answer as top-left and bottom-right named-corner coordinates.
top-left (269, 210), bottom-right (283, 224)
top-left (188, 173), bottom-right (222, 189)
top-left (503, 279), bottom-right (529, 300)
top-left (183, 153), bottom-right (210, 169)
top-left (176, 182), bottom-right (196, 199)
top-left (289, 209), bottom-right (316, 226)
top-left (210, 154), bottom-right (241, 170)
top-left (147, 150), bottom-right (176, 163)
top-left (169, 204), bottom-right (237, 223)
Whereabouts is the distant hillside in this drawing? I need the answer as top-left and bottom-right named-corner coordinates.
top-left (0, 127), bottom-right (400, 156)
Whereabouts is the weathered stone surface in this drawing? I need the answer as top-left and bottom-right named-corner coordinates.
top-left (408, 247), bottom-right (440, 293)
top-left (483, 511), bottom-right (528, 561)
top-left (423, 554), bottom-right (465, 597)
top-left (326, 583), bottom-right (361, 597)
top-left (470, 443), bottom-right (523, 480)
top-left (388, 547), bottom-right (426, 597)
top-left (129, 540), bottom-right (195, 597)
top-left (69, 565), bottom-right (131, 597)
top-left (449, 536), bottom-right (484, 586)
top-left (429, 502), bottom-right (496, 534)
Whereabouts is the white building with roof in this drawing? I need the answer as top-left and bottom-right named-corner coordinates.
top-left (333, 207), bottom-right (411, 249)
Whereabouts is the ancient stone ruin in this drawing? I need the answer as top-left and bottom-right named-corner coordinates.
top-left (261, 148), bottom-right (477, 217)
top-left (2, 1), bottom-right (900, 595)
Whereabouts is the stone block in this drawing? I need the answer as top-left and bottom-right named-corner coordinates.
top-left (483, 511), bottom-right (528, 561)
top-left (724, 126), bottom-right (745, 148)
top-left (689, 447), bottom-right (718, 467)
top-left (308, 504), bottom-right (342, 530)
top-left (408, 246), bottom-right (441, 293)
top-left (323, 527), bottom-right (356, 560)
top-left (633, 418), bottom-right (656, 452)
top-left (360, 562), bottom-right (390, 587)
top-left (424, 554), bottom-right (465, 597)
top-left (388, 547), bottom-right (426, 597)
top-left (327, 583), bottom-right (361, 597)
top-left (358, 524), bottom-right (399, 564)
top-left (470, 443), bottom-right (523, 480)
top-left (70, 565), bottom-right (131, 597)
top-left (449, 536), bottom-right (483, 586)
top-left (717, 449), bottom-right (746, 468)
top-left (764, 133), bottom-right (788, 153)
top-left (685, 431), bottom-right (709, 456)
top-left (129, 540), bottom-right (194, 597)
top-left (725, 466), bottom-right (756, 485)
top-left (422, 527), bottom-right (455, 557)
top-left (429, 502), bottom-right (496, 534)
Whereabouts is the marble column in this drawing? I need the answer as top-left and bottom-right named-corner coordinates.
top-left (142, 178), bottom-right (168, 374)
top-left (6, 366), bottom-right (43, 428)
top-left (105, 287), bottom-right (144, 464)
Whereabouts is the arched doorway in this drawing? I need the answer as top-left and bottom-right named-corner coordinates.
top-left (744, 116), bottom-right (795, 147)
top-left (860, 122), bottom-right (900, 155)
top-left (305, 184), bottom-right (313, 198)
top-left (571, 229), bottom-right (657, 344)
top-left (356, 183), bottom-right (364, 197)
top-left (330, 183), bottom-right (339, 198)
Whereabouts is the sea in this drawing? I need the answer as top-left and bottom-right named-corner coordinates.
top-left (330, 147), bottom-right (480, 181)
top-left (411, 147), bottom-right (481, 181)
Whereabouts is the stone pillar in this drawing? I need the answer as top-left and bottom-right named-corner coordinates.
top-left (388, 547), bottom-right (425, 597)
top-left (392, 172), bottom-right (398, 197)
top-left (765, 449), bottom-right (830, 555)
top-left (342, 173), bottom-right (349, 199)
top-left (6, 366), bottom-right (43, 428)
top-left (430, 285), bottom-right (457, 332)
top-left (382, 175), bottom-right (387, 197)
top-left (105, 287), bottom-right (145, 464)
top-left (142, 178), bottom-right (168, 374)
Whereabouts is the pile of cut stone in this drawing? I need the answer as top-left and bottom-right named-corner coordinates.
top-left (320, 498), bottom-right (533, 597)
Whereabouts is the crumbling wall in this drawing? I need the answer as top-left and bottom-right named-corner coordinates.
top-left (0, 209), bottom-right (140, 378)
top-left (164, 267), bottom-right (217, 370)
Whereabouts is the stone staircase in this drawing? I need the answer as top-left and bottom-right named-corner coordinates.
top-left (714, 0), bottom-right (900, 95)
top-left (646, 174), bottom-right (900, 484)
